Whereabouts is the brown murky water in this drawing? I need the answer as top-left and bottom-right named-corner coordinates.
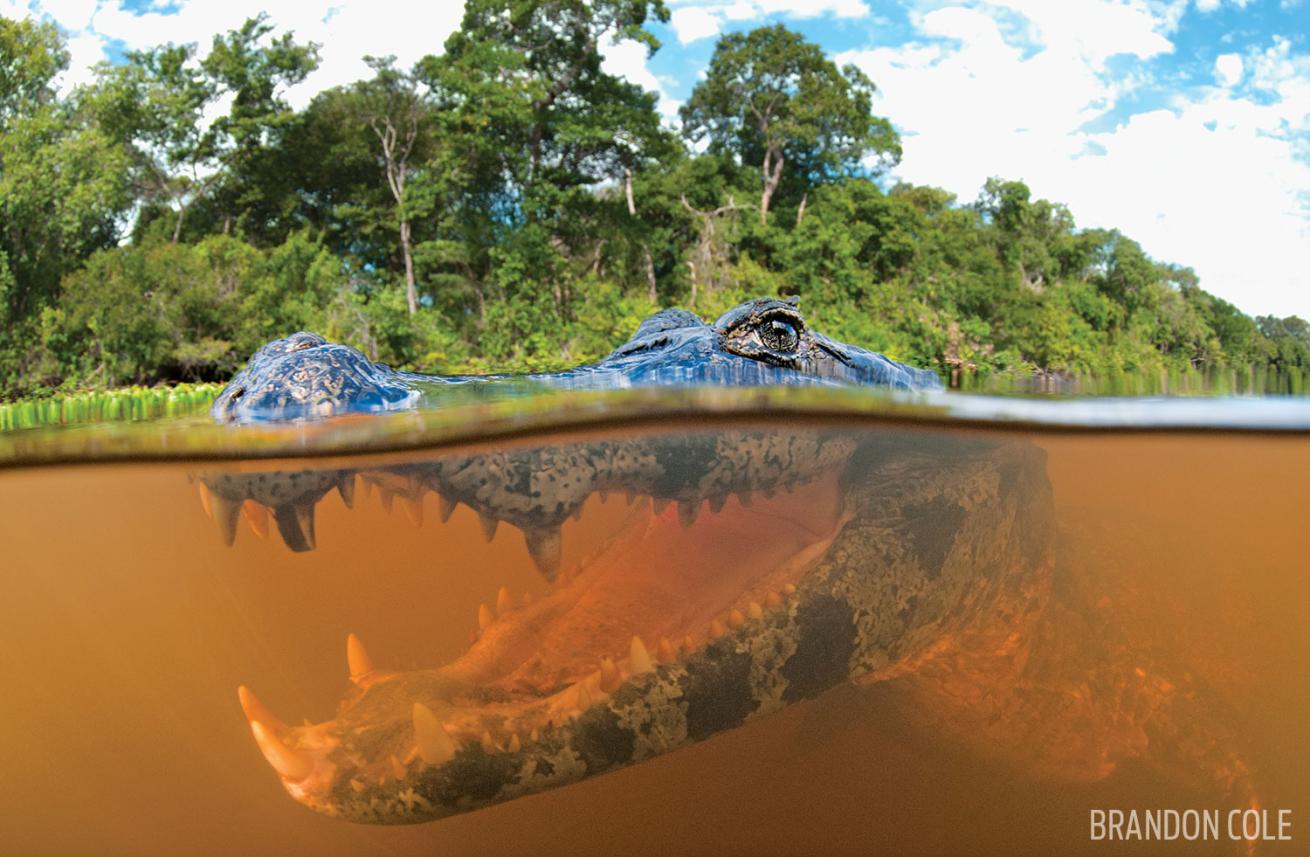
top-left (0, 421), bottom-right (1306, 856)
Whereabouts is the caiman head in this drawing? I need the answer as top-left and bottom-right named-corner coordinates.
top-left (199, 428), bottom-right (1055, 825)
top-left (210, 298), bottom-right (941, 422)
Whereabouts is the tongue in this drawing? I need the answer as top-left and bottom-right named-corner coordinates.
top-left (490, 470), bottom-right (847, 692)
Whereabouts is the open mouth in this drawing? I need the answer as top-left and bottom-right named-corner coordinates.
top-left (198, 431), bottom-right (856, 823)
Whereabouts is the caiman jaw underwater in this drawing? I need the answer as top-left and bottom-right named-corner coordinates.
top-left (206, 300), bottom-right (1066, 825)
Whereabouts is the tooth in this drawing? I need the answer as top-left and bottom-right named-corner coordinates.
top-left (336, 474), bottom-right (356, 508)
top-left (529, 727), bottom-right (540, 743)
top-left (478, 512), bottom-right (499, 542)
top-left (212, 496), bottom-right (242, 547)
top-left (402, 495), bottom-right (423, 526)
top-left (507, 733), bottom-right (521, 753)
top-left (346, 633), bottom-right (375, 683)
top-left (351, 778), bottom-right (366, 793)
top-left (765, 591), bottom-right (783, 610)
top-left (762, 488), bottom-right (776, 500)
top-left (681, 635), bottom-right (695, 657)
top-left (709, 619), bottom-right (726, 639)
top-left (496, 586), bottom-right (512, 615)
top-left (237, 686), bottom-right (288, 733)
top-left (599, 656), bottom-right (622, 692)
top-left (727, 609), bottom-right (746, 629)
top-left (379, 489), bottom-right (394, 513)
top-left (250, 721), bottom-right (313, 781)
top-left (359, 478), bottom-right (374, 499)
top-left (523, 527), bottom-right (562, 581)
top-left (242, 501), bottom-right (269, 538)
top-left (652, 498), bottom-right (671, 515)
top-left (273, 503), bottom-right (316, 552)
top-left (624, 491), bottom-right (637, 506)
top-left (438, 494), bottom-right (457, 523)
top-left (708, 494), bottom-right (727, 514)
top-left (197, 482), bottom-right (214, 518)
top-left (477, 603), bottom-right (494, 632)
top-left (598, 490), bottom-right (610, 503)
top-left (390, 754), bottom-right (407, 779)
top-left (737, 491), bottom-right (754, 508)
top-left (576, 683), bottom-right (593, 709)
top-left (748, 601), bottom-right (764, 620)
top-left (656, 637), bottom-right (677, 663)
top-left (571, 507), bottom-right (583, 522)
top-left (481, 731), bottom-right (498, 753)
top-left (782, 583), bottom-right (797, 596)
top-left (412, 703), bottom-right (456, 766)
top-left (677, 500), bottom-right (700, 528)
top-left (629, 636), bottom-right (654, 674)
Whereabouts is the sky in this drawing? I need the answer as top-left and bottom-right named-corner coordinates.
top-left (7, 0), bottom-right (1309, 318)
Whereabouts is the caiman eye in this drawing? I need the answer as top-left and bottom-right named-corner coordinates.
top-left (759, 316), bottom-right (800, 352)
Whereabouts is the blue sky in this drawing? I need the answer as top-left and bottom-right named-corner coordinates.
top-left (10, 0), bottom-right (1309, 318)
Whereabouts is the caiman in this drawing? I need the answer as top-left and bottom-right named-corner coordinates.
top-left (202, 299), bottom-right (1258, 832)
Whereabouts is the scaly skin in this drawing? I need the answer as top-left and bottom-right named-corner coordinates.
top-left (204, 301), bottom-right (1257, 837)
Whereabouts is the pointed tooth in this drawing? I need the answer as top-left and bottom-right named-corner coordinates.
top-left (477, 603), bottom-right (494, 632)
top-left (478, 512), bottom-right (500, 542)
top-left (250, 721), bottom-right (313, 781)
top-left (379, 488), bottom-right (395, 513)
top-left (629, 636), bottom-right (654, 674)
top-left (570, 506), bottom-right (583, 522)
top-left (507, 733), bottom-right (521, 753)
top-left (709, 619), bottom-right (726, 639)
top-left (412, 702), bottom-right (456, 766)
top-left (765, 591), bottom-right (784, 610)
top-left (242, 500), bottom-right (269, 538)
top-left (782, 583), bottom-right (797, 595)
top-left (708, 494), bottom-right (727, 514)
top-left (748, 601), bottom-right (764, 620)
top-left (624, 491), bottom-right (637, 506)
top-left (346, 633), bottom-right (375, 683)
top-left (599, 656), bottom-right (622, 693)
top-left (677, 500), bottom-right (700, 528)
top-left (237, 685), bottom-right (288, 733)
top-left (656, 637), bottom-right (677, 663)
top-left (598, 489), bottom-right (610, 503)
top-left (727, 609), bottom-right (746, 629)
top-left (737, 490), bottom-right (754, 508)
top-left (438, 494), bottom-right (457, 523)
top-left (652, 498), bottom-right (671, 515)
top-left (390, 754), bottom-right (407, 779)
top-left (480, 731), bottom-right (498, 753)
top-left (273, 503), bottom-right (316, 552)
top-left (529, 727), bottom-right (540, 743)
top-left (576, 683), bottom-right (593, 709)
top-left (681, 636), bottom-right (695, 658)
top-left (496, 585), bottom-right (512, 616)
top-left (358, 477), bottom-right (374, 499)
top-left (523, 527), bottom-right (562, 581)
top-left (402, 495), bottom-right (423, 526)
top-left (212, 496), bottom-right (242, 547)
top-left (197, 482), bottom-right (214, 518)
top-left (336, 473), bottom-right (356, 508)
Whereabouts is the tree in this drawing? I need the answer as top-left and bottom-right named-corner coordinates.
top-left (357, 57), bottom-right (430, 314)
top-left (0, 17), bottom-right (66, 126)
top-left (680, 24), bottom-right (900, 224)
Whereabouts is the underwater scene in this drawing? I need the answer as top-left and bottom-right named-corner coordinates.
top-left (1, 390), bottom-right (1306, 856)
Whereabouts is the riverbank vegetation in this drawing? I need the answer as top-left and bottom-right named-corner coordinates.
top-left (2, 3), bottom-right (1308, 401)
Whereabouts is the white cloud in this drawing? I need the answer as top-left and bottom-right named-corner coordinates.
top-left (671, 7), bottom-right (722, 43)
top-left (842, 2), bottom-right (1310, 317)
top-left (667, 0), bottom-right (870, 45)
top-left (1214, 52), bottom-right (1243, 86)
top-left (601, 35), bottom-right (682, 124)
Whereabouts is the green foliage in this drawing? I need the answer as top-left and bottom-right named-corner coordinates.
top-left (0, 7), bottom-right (1304, 402)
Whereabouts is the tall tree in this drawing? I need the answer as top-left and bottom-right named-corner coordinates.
top-left (680, 24), bottom-right (900, 224)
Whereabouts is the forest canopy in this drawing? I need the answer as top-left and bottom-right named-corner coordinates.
top-left (1, 5), bottom-right (1307, 399)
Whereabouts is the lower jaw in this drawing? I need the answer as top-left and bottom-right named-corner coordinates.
top-left (244, 471), bottom-right (850, 821)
